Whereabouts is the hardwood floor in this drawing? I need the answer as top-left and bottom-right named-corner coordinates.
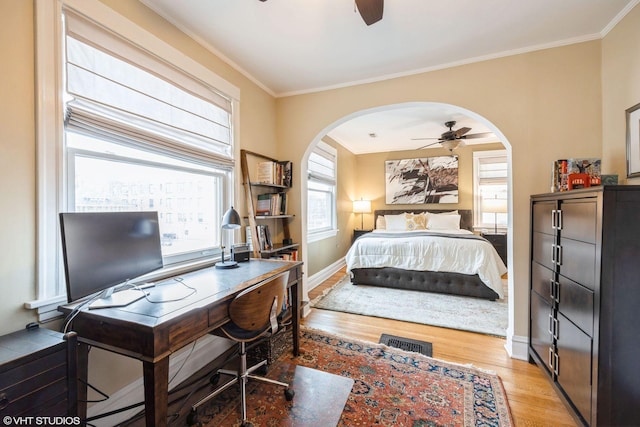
top-left (304, 268), bottom-right (578, 427)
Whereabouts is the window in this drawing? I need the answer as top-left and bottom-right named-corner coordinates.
top-left (31, 0), bottom-right (240, 315)
top-left (307, 141), bottom-right (338, 241)
top-left (473, 150), bottom-right (508, 231)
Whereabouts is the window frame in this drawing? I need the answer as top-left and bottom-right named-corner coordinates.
top-left (473, 149), bottom-right (508, 232)
top-left (307, 141), bottom-right (338, 242)
top-left (29, 0), bottom-right (240, 317)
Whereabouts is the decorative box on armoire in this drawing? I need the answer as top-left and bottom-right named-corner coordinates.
top-left (0, 326), bottom-right (77, 418)
top-left (529, 185), bottom-right (640, 426)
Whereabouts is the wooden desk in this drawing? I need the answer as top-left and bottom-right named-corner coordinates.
top-left (59, 259), bottom-right (303, 427)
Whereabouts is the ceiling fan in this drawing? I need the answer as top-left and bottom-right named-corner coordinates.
top-left (259, 0), bottom-right (384, 26)
top-left (412, 121), bottom-right (493, 151)
top-left (354, 0), bottom-right (384, 26)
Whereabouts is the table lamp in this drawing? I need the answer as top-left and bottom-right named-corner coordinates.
top-left (353, 199), bottom-right (372, 230)
top-left (482, 197), bottom-right (507, 234)
top-left (216, 206), bottom-right (242, 269)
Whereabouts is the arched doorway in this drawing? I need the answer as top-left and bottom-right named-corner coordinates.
top-left (299, 101), bottom-right (515, 353)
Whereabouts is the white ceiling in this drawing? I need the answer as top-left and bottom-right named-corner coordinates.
top-left (141, 0), bottom-right (637, 153)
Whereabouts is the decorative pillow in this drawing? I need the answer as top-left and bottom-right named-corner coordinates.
top-left (384, 213), bottom-right (408, 231)
top-left (405, 212), bottom-right (427, 230)
top-left (375, 215), bottom-right (386, 230)
top-left (427, 213), bottom-right (461, 230)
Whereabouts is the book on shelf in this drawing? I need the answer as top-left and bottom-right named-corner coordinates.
top-left (255, 160), bottom-right (292, 187)
top-left (269, 249), bottom-right (298, 261)
top-left (256, 193), bottom-right (272, 215)
top-left (246, 225), bottom-right (273, 251)
top-left (255, 192), bottom-right (288, 216)
top-left (257, 225), bottom-right (272, 250)
top-left (245, 226), bottom-right (253, 250)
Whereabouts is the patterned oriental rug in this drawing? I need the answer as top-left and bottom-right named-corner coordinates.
top-left (311, 277), bottom-right (508, 337)
top-left (202, 328), bottom-right (513, 426)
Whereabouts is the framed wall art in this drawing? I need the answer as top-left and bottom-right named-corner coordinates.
top-left (385, 156), bottom-right (459, 204)
top-left (626, 102), bottom-right (640, 178)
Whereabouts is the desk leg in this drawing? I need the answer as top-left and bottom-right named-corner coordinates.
top-left (143, 358), bottom-right (169, 427)
top-left (77, 343), bottom-right (89, 423)
top-left (292, 276), bottom-right (301, 356)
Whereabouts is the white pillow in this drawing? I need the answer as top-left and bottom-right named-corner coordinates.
top-left (427, 213), bottom-right (461, 230)
top-left (384, 213), bottom-right (407, 231)
top-left (429, 210), bottom-right (459, 215)
top-left (375, 215), bottom-right (386, 230)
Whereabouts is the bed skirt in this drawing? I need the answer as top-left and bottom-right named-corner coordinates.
top-left (350, 267), bottom-right (500, 301)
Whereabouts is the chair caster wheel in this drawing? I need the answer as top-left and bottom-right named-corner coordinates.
top-left (240, 421), bottom-right (253, 427)
top-left (284, 388), bottom-right (295, 401)
top-left (186, 409), bottom-right (199, 425)
top-left (210, 372), bottom-right (221, 385)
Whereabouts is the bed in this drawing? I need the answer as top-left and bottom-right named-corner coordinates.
top-left (345, 209), bottom-right (507, 300)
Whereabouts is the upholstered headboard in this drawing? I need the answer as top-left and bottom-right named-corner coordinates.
top-left (373, 209), bottom-right (473, 231)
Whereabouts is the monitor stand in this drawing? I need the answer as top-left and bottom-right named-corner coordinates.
top-left (89, 287), bottom-right (148, 310)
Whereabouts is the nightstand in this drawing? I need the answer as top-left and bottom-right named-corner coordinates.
top-left (481, 232), bottom-right (507, 265)
top-left (353, 229), bottom-right (373, 243)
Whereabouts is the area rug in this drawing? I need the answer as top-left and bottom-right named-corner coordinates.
top-left (312, 276), bottom-right (508, 337)
top-left (202, 327), bottom-right (513, 426)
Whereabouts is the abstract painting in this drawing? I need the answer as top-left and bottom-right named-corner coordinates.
top-left (385, 156), bottom-right (459, 204)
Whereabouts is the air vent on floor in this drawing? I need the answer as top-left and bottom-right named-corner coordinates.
top-left (379, 334), bottom-right (433, 357)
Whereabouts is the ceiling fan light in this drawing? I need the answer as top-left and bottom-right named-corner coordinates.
top-left (441, 140), bottom-right (459, 151)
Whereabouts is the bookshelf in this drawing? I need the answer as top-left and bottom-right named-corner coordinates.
top-left (240, 149), bottom-right (299, 259)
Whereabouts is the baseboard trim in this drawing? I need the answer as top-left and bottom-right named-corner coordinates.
top-left (504, 333), bottom-right (529, 361)
top-left (306, 258), bottom-right (346, 292)
top-left (88, 335), bottom-right (232, 426)
top-left (303, 258), bottom-right (346, 318)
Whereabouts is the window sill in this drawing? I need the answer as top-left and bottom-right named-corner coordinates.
top-left (308, 228), bottom-right (339, 243)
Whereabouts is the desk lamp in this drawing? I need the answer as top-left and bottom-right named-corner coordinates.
top-left (216, 206), bottom-right (241, 269)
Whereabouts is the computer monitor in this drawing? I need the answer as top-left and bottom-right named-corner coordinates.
top-left (59, 211), bottom-right (163, 308)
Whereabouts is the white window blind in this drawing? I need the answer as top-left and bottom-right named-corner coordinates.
top-left (308, 141), bottom-right (337, 184)
top-left (64, 10), bottom-right (232, 160)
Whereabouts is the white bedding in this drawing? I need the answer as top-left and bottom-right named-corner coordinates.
top-left (345, 229), bottom-right (508, 299)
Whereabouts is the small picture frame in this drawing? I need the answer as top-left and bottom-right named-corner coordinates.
top-left (626, 102), bottom-right (640, 178)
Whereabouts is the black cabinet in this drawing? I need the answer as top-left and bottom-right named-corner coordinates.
top-left (481, 233), bottom-right (507, 265)
top-left (529, 186), bottom-right (640, 426)
top-left (353, 229), bottom-right (372, 243)
top-left (0, 327), bottom-right (77, 418)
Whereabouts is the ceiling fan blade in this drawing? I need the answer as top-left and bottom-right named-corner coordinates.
top-left (355, 0), bottom-right (384, 26)
top-left (417, 141), bottom-right (442, 150)
top-left (453, 127), bottom-right (471, 138)
top-left (410, 137), bottom-right (439, 141)
top-left (461, 132), bottom-right (495, 139)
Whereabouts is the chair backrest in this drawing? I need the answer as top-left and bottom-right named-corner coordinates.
top-left (228, 271), bottom-right (289, 333)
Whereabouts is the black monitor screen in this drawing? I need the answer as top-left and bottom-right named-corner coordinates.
top-left (59, 211), bottom-right (163, 303)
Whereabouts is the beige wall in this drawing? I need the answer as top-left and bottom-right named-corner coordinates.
top-left (0, 0), bottom-right (38, 332)
top-left (602, 4), bottom-right (640, 183)
top-left (276, 40), bottom-right (604, 339)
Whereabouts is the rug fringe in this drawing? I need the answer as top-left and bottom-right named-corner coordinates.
top-left (309, 275), bottom-right (350, 307)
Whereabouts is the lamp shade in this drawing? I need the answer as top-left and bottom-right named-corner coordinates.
top-left (482, 198), bottom-right (508, 214)
top-left (353, 199), bottom-right (372, 214)
top-left (221, 206), bottom-right (241, 229)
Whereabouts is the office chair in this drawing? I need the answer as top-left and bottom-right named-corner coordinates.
top-left (188, 272), bottom-right (294, 427)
